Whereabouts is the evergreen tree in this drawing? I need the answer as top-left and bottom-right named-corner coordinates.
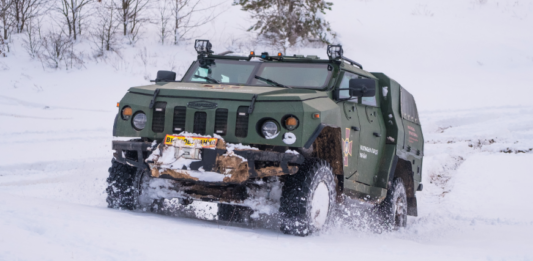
top-left (234, 0), bottom-right (336, 51)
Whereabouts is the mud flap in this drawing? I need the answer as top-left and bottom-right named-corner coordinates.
top-left (407, 196), bottom-right (418, 216)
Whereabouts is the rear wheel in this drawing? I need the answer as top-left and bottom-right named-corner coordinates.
top-left (279, 159), bottom-right (337, 236)
top-left (377, 177), bottom-right (407, 229)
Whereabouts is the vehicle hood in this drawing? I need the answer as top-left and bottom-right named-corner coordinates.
top-left (128, 82), bottom-right (328, 101)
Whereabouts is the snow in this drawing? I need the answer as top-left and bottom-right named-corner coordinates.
top-left (283, 132), bottom-right (297, 145)
top-left (285, 149), bottom-right (299, 155)
top-left (187, 170), bottom-right (227, 182)
top-left (1, 0), bottom-right (533, 260)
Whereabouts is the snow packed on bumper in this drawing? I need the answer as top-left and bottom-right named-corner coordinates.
top-left (145, 132), bottom-right (255, 183)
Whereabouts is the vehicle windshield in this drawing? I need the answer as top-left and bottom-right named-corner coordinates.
top-left (182, 59), bottom-right (332, 89)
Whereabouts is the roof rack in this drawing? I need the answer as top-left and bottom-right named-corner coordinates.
top-left (341, 56), bottom-right (363, 70)
top-left (327, 44), bottom-right (363, 70)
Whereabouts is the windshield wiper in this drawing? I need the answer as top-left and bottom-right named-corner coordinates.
top-left (193, 75), bottom-right (219, 84)
top-left (254, 75), bottom-right (292, 89)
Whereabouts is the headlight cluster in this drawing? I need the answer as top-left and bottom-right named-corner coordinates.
top-left (121, 105), bottom-right (147, 131)
top-left (259, 115), bottom-right (299, 139)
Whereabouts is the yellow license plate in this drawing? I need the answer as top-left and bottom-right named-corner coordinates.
top-left (164, 134), bottom-right (218, 148)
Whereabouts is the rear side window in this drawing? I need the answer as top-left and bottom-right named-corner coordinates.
top-left (400, 87), bottom-right (420, 125)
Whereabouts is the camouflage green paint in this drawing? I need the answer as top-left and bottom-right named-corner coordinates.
top-left (112, 58), bottom-right (424, 201)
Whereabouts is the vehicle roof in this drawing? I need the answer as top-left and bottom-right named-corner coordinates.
top-left (205, 54), bottom-right (377, 80)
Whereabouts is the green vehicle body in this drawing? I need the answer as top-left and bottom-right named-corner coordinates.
top-left (112, 47), bottom-right (424, 215)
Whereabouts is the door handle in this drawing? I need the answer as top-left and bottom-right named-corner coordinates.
top-left (351, 126), bottom-right (360, 131)
top-left (373, 132), bottom-right (381, 137)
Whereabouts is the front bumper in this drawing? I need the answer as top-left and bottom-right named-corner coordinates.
top-left (112, 140), bottom-right (305, 184)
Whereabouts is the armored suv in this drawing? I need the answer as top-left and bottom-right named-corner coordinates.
top-left (107, 40), bottom-right (424, 236)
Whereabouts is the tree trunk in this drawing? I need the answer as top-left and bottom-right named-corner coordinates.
top-left (72, 14), bottom-right (77, 40)
top-left (286, 1), bottom-right (297, 47)
top-left (122, 0), bottom-right (128, 36)
top-left (174, 0), bottom-right (178, 45)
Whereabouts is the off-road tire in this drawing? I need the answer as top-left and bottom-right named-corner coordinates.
top-left (377, 177), bottom-right (407, 230)
top-left (106, 159), bottom-right (137, 210)
top-left (279, 158), bottom-right (337, 236)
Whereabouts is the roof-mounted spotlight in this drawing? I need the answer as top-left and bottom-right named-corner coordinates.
top-left (327, 44), bottom-right (343, 60)
top-left (195, 39), bottom-right (213, 55)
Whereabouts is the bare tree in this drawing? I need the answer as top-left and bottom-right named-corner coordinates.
top-left (155, 0), bottom-right (171, 44)
top-left (39, 30), bottom-right (72, 68)
top-left (0, 0), bottom-right (13, 40)
top-left (90, 0), bottom-right (120, 56)
top-left (12, 0), bottom-right (48, 33)
top-left (168, 0), bottom-right (223, 45)
top-left (0, 37), bottom-right (7, 56)
top-left (21, 14), bottom-right (41, 58)
top-left (39, 29), bottom-right (83, 69)
top-left (116, 0), bottom-right (150, 44)
top-left (56, 0), bottom-right (93, 40)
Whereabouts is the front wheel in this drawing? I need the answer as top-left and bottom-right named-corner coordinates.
top-left (106, 159), bottom-right (137, 210)
top-left (279, 159), bottom-right (337, 236)
top-left (106, 160), bottom-right (155, 211)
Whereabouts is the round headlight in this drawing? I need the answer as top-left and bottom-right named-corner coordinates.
top-left (132, 112), bottom-right (147, 130)
top-left (261, 120), bottom-right (279, 139)
top-left (121, 106), bottom-right (132, 120)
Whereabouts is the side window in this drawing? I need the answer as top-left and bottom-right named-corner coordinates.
top-left (338, 72), bottom-right (377, 106)
top-left (339, 72), bottom-right (358, 101)
top-left (361, 94), bottom-right (377, 107)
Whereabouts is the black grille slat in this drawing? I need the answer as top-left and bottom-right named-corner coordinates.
top-left (172, 106), bottom-right (187, 133)
top-left (152, 102), bottom-right (167, 133)
top-left (193, 112), bottom-right (207, 135)
top-left (235, 106), bottom-right (249, 138)
top-left (214, 109), bottom-right (228, 136)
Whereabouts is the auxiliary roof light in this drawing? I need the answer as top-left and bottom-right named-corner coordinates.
top-left (260, 52), bottom-right (269, 59)
top-left (327, 44), bottom-right (343, 60)
top-left (250, 51), bottom-right (255, 56)
top-left (194, 39), bottom-right (212, 55)
top-left (277, 52), bottom-right (283, 57)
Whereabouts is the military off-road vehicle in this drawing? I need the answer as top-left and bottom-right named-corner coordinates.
top-left (107, 40), bottom-right (424, 236)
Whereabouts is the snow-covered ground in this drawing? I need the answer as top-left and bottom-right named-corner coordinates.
top-left (1, 0), bottom-right (532, 260)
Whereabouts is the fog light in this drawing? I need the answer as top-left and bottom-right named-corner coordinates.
top-left (121, 106), bottom-right (132, 120)
top-left (284, 116), bottom-right (298, 130)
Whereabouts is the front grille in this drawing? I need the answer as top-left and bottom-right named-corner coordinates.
top-left (193, 111), bottom-right (207, 135)
top-left (172, 106), bottom-right (187, 133)
top-left (214, 109), bottom-right (228, 136)
top-left (235, 106), bottom-right (249, 138)
top-left (152, 102), bottom-right (167, 133)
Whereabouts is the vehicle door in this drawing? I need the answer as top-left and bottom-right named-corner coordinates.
top-left (353, 78), bottom-right (386, 186)
top-left (337, 71), bottom-right (361, 191)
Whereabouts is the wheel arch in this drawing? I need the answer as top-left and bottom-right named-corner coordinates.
top-left (308, 126), bottom-right (344, 194)
top-left (393, 158), bottom-right (418, 216)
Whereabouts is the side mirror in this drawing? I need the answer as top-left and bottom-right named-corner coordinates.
top-left (349, 78), bottom-right (376, 97)
top-left (154, 70), bottom-right (176, 82)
